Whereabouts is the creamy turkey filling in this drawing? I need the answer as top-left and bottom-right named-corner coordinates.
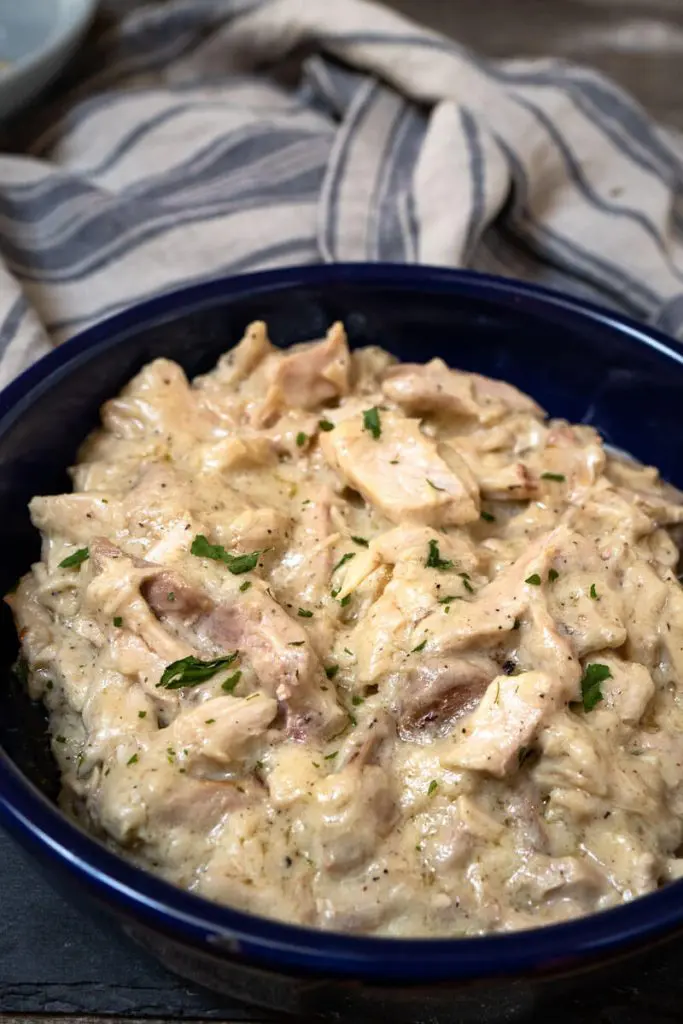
top-left (9, 321), bottom-right (683, 936)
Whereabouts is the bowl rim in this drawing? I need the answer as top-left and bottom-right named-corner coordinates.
top-left (2, 260), bottom-right (683, 982)
top-left (0, 0), bottom-right (98, 83)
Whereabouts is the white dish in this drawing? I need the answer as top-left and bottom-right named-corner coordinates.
top-left (0, 0), bottom-right (97, 119)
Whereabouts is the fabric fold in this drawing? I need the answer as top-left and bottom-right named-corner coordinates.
top-left (0, 0), bottom-right (681, 388)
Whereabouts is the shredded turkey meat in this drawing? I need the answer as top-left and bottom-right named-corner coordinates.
top-left (9, 320), bottom-right (683, 937)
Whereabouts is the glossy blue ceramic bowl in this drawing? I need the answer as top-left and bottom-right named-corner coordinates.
top-left (1, 264), bottom-right (683, 1022)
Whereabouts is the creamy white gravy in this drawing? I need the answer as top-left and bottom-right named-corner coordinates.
top-left (10, 321), bottom-right (683, 936)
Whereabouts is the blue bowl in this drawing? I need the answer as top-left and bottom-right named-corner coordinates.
top-left (0, 0), bottom-right (97, 119)
top-left (1, 263), bottom-right (682, 1022)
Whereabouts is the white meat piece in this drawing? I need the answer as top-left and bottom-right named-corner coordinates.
top-left (321, 411), bottom-right (480, 526)
top-left (256, 322), bottom-right (351, 424)
top-left (382, 359), bottom-right (544, 422)
top-left (444, 671), bottom-right (560, 777)
top-left (154, 693), bottom-right (277, 771)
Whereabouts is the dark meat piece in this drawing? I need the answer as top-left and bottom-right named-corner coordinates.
top-left (398, 655), bottom-right (498, 739)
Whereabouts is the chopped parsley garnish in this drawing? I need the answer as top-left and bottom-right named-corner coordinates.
top-left (113, 616), bottom-right (123, 627)
top-left (351, 536), bottom-right (369, 547)
top-left (425, 539), bottom-right (453, 571)
top-left (332, 551), bottom-right (355, 574)
top-left (325, 665), bottom-right (339, 679)
top-left (127, 753), bottom-right (138, 765)
top-left (576, 663), bottom-right (611, 712)
top-left (205, 718), bottom-right (216, 724)
top-left (296, 431), bottom-right (307, 448)
top-left (239, 580), bottom-right (252, 593)
top-left (339, 594), bottom-right (351, 607)
top-left (548, 569), bottom-right (559, 583)
top-left (298, 608), bottom-right (313, 618)
top-left (411, 638), bottom-right (428, 653)
top-left (525, 573), bottom-right (542, 586)
top-left (138, 710), bottom-right (147, 719)
top-left (426, 479), bottom-right (446, 492)
top-left (389, 459), bottom-right (399, 465)
top-left (481, 511), bottom-right (496, 523)
top-left (59, 547), bottom-right (89, 569)
top-left (427, 780), bottom-right (438, 796)
top-left (459, 573), bottom-right (474, 593)
top-left (438, 594), bottom-right (460, 604)
top-left (221, 670), bottom-right (242, 693)
top-left (318, 420), bottom-right (335, 432)
top-left (541, 472), bottom-right (566, 482)
top-left (56, 736), bottom-right (66, 744)
top-left (157, 652), bottom-right (238, 690)
top-left (324, 751), bottom-right (338, 761)
top-left (362, 406), bottom-right (381, 440)
top-left (351, 695), bottom-right (364, 706)
top-left (590, 583), bottom-right (598, 600)
top-left (191, 534), bottom-right (260, 575)
top-left (288, 640), bottom-right (305, 646)
top-left (167, 592), bottom-right (176, 602)
top-left (344, 647), bottom-right (353, 656)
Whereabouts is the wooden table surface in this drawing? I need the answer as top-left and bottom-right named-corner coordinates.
top-left (2, 1), bottom-right (683, 1022)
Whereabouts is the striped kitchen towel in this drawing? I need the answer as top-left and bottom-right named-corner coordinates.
top-left (0, 0), bottom-right (682, 387)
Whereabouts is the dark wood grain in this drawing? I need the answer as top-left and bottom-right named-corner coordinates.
top-left (393, 0), bottom-right (683, 128)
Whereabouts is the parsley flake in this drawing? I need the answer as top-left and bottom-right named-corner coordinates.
top-left (426, 478), bottom-right (446, 492)
top-left (318, 420), bottom-right (335, 432)
top-left (324, 751), bottom-right (338, 761)
top-left (362, 406), bottom-right (381, 439)
top-left (113, 616), bottom-right (123, 627)
top-left (221, 670), bottom-right (242, 693)
top-left (339, 594), bottom-right (352, 607)
top-left (427, 780), bottom-right (438, 796)
top-left (157, 652), bottom-right (239, 690)
top-left (127, 753), bottom-right (139, 766)
top-left (239, 580), bottom-right (252, 593)
top-left (288, 640), bottom-right (305, 646)
top-left (548, 569), bottom-right (559, 583)
top-left (298, 608), bottom-right (313, 618)
top-left (325, 665), bottom-right (339, 679)
top-left (59, 547), bottom-right (89, 569)
top-left (138, 711), bottom-right (147, 719)
top-left (425, 539), bottom-right (453, 571)
top-left (541, 472), bottom-right (566, 482)
top-left (332, 552), bottom-right (355, 574)
top-left (351, 536), bottom-right (369, 547)
top-left (191, 535), bottom-right (260, 575)
top-left (296, 431), bottom-right (307, 448)
top-left (525, 573), bottom-right (542, 586)
top-left (590, 583), bottom-right (598, 600)
top-left (481, 511), bottom-right (496, 523)
top-left (352, 695), bottom-right (364, 706)
top-left (412, 638), bottom-right (428, 653)
top-left (576, 663), bottom-right (611, 712)
top-left (438, 594), bottom-right (460, 605)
